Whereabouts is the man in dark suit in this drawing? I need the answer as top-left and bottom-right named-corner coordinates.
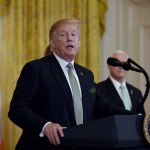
top-left (8, 19), bottom-right (133, 150)
top-left (97, 50), bottom-right (145, 115)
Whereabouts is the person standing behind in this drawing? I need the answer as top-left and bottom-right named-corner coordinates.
top-left (8, 20), bottom-right (133, 150)
top-left (97, 50), bottom-right (145, 115)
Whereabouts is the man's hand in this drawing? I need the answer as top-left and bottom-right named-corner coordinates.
top-left (43, 123), bottom-right (66, 145)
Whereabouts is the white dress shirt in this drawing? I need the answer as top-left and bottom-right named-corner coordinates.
top-left (109, 76), bottom-right (132, 110)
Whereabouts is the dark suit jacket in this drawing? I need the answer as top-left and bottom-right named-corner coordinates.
top-left (8, 55), bottom-right (133, 150)
top-left (96, 77), bottom-right (145, 115)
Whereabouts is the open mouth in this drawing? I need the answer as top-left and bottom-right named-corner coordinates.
top-left (66, 44), bottom-right (74, 48)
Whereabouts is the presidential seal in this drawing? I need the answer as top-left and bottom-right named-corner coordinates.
top-left (143, 111), bottom-right (150, 144)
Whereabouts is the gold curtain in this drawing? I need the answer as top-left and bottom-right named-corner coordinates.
top-left (0, 0), bottom-right (107, 150)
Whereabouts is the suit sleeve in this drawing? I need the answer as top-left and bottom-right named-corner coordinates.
top-left (8, 62), bottom-right (48, 138)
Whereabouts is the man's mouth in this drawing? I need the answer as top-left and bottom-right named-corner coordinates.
top-left (66, 44), bottom-right (74, 48)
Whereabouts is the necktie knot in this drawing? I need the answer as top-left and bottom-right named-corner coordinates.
top-left (120, 84), bottom-right (125, 90)
top-left (66, 63), bottom-right (73, 71)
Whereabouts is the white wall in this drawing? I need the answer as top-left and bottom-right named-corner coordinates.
top-left (101, 0), bottom-right (150, 113)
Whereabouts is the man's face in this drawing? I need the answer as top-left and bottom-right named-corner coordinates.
top-left (108, 53), bottom-right (128, 82)
top-left (51, 23), bottom-right (80, 62)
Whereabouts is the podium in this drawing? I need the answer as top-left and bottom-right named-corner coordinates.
top-left (61, 115), bottom-right (150, 149)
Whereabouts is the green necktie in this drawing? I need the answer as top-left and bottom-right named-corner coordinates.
top-left (66, 63), bottom-right (83, 125)
top-left (120, 84), bottom-right (132, 110)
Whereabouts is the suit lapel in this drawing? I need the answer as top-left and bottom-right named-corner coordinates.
top-left (106, 78), bottom-right (125, 108)
top-left (126, 84), bottom-right (135, 110)
top-left (45, 55), bottom-right (76, 122)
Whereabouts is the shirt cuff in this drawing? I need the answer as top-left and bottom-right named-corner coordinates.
top-left (39, 122), bottom-right (52, 137)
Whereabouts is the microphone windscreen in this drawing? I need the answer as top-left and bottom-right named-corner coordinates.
top-left (107, 57), bottom-right (120, 67)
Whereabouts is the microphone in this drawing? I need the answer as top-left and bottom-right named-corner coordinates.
top-left (107, 57), bottom-right (142, 73)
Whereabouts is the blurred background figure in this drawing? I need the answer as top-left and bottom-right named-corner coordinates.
top-left (97, 50), bottom-right (145, 115)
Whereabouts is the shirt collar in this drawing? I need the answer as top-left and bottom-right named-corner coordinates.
top-left (110, 76), bottom-right (126, 89)
top-left (53, 52), bottom-right (75, 69)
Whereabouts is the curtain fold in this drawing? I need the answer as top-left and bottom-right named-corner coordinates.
top-left (0, 0), bottom-right (11, 16)
top-left (0, 0), bottom-right (107, 149)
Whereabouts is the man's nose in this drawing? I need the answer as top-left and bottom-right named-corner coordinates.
top-left (67, 33), bottom-right (73, 40)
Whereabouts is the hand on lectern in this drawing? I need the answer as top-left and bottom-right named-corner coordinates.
top-left (43, 122), bottom-right (67, 145)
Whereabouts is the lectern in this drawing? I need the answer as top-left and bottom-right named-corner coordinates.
top-left (61, 115), bottom-right (150, 149)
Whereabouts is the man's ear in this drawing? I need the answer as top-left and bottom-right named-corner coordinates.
top-left (50, 40), bottom-right (55, 49)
